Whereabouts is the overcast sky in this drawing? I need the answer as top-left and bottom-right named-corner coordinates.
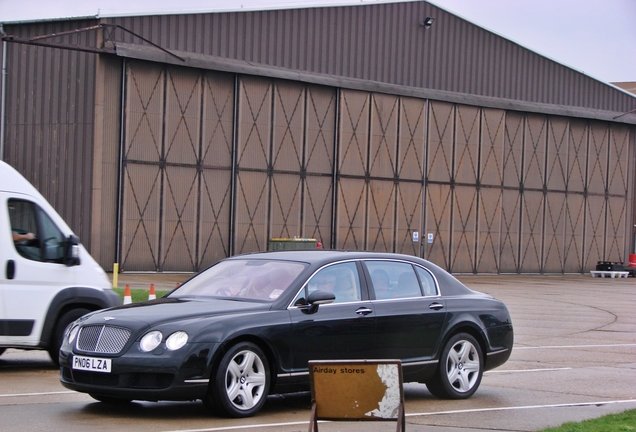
top-left (1, 0), bottom-right (634, 83)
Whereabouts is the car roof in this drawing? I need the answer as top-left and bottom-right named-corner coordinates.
top-left (225, 250), bottom-right (479, 297)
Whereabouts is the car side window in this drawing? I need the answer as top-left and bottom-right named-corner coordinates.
top-left (415, 266), bottom-right (438, 296)
top-left (295, 262), bottom-right (362, 305)
top-left (8, 198), bottom-right (65, 263)
top-left (365, 260), bottom-right (423, 299)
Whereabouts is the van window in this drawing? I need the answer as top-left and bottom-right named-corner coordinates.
top-left (8, 199), bottom-right (65, 263)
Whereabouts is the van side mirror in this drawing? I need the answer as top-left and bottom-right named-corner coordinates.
top-left (63, 235), bottom-right (81, 267)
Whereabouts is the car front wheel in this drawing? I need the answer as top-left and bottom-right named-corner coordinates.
top-left (426, 332), bottom-right (483, 399)
top-left (205, 342), bottom-right (270, 417)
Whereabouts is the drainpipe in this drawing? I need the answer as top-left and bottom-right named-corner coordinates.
top-left (0, 24), bottom-right (7, 160)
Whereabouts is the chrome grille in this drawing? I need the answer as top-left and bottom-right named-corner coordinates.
top-left (77, 325), bottom-right (131, 354)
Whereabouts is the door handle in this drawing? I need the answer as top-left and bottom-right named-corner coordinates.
top-left (428, 302), bottom-right (444, 310)
top-left (6, 259), bottom-right (15, 280)
top-left (355, 307), bottom-right (373, 316)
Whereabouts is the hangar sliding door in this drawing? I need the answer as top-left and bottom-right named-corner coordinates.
top-left (116, 59), bottom-right (631, 274)
top-left (120, 60), bottom-right (233, 271)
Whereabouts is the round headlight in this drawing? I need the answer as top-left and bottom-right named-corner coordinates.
top-left (165, 331), bottom-right (188, 351)
top-left (67, 325), bottom-right (79, 344)
top-left (139, 331), bottom-right (163, 352)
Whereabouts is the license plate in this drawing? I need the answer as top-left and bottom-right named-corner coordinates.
top-left (72, 355), bottom-right (112, 373)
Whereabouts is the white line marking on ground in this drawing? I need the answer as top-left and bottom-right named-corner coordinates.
top-left (0, 391), bottom-right (76, 398)
top-left (162, 400), bottom-right (636, 432)
top-left (405, 399), bottom-right (636, 417)
top-left (515, 343), bottom-right (636, 350)
top-left (485, 367), bottom-right (572, 374)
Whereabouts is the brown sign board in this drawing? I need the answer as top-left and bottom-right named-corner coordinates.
top-left (308, 360), bottom-right (405, 432)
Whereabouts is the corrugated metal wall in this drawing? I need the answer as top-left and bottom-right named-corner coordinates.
top-left (117, 59), bottom-right (632, 273)
top-left (1, 20), bottom-right (98, 250)
top-left (106, 1), bottom-right (635, 114)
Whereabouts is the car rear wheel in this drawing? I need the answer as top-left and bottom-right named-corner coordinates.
top-left (426, 332), bottom-right (483, 399)
top-left (205, 342), bottom-right (270, 417)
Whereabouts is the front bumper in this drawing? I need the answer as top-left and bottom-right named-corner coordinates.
top-left (59, 342), bottom-right (219, 401)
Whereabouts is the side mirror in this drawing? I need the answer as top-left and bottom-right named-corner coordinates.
top-left (300, 290), bottom-right (335, 314)
top-left (63, 235), bottom-right (81, 267)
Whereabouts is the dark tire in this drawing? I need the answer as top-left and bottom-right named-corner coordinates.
top-left (89, 394), bottom-right (132, 404)
top-left (426, 332), bottom-right (483, 399)
top-left (48, 308), bottom-right (90, 365)
top-left (0, 348), bottom-right (5, 357)
top-left (204, 342), bottom-right (270, 418)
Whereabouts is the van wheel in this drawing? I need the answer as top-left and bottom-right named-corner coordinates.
top-left (48, 308), bottom-right (90, 365)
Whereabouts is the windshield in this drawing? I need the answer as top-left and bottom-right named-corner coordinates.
top-left (169, 259), bottom-right (307, 301)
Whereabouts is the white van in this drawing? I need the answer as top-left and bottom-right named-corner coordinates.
top-left (0, 160), bottom-right (120, 364)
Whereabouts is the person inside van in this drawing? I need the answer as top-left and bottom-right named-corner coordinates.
top-left (12, 231), bottom-right (35, 243)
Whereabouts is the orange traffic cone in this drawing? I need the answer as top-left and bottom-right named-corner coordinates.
top-left (148, 283), bottom-right (156, 300)
top-left (123, 284), bottom-right (132, 305)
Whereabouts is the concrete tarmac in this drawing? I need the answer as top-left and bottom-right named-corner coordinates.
top-left (1, 273), bottom-right (634, 431)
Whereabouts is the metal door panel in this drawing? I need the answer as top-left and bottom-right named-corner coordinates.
top-left (500, 189), bottom-right (521, 272)
top-left (201, 72), bottom-right (235, 168)
top-left (237, 76), bottom-right (272, 170)
top-left (304, 175), bottom-right (333, 247)
top-left (543, 192), bottom-right (567, 273)
top-left (520, 190), bottom-right (543, 272)
top-left (607, 125), bottom-right (630, 196)
top-left (369, 94), bottom-right (399, 179)
top-left (563, 193), bottom-right (585, 272)
top-left (480, 108), bottom-right (505, 186)
top-left (305, 85), bottom-right (336, 175)
top-left (235, 171), bottom-right (270, 254)
top-left (121, 164), bottom-right (161, 271)
top-left (587, 122), bottom-right (609, 195)
top-left (425, 183), bottom-right (451, 269)
top-left (396, 182), bottom-right (423, 257)
top-left (476, 187), bottom-right (502, 273)
top-left (199, 168), bottom-right (232, 269)
top-left (337, 178), bottom-right (367, 250)
top-left (270, 173), bottom-right (302, 238)
top-left (567, 120), bottom-right (588, 193)
top-left (161, 165), bottom-right (199, 271)
top-left (339, 89), bottom-right (369, 177)
top-left (124, 61), bottom-right (164, 162)
top-left (546, 118), bottom-right (568, 191)
top-left (164, 67), bottom-right (201, 165)
top-left (523, 115), bottom-right (547, 190)
top-left (398, 97), bottom-right (426, 181)
top-left (503, 112), bottom-right (524, 187)
top-left (451, 185), bottom-right (477, 273)
top-left (367, 180), bottom-right (395, 252)
top-left (427, 101), bottom-right (454, 183)
top-left (584, 195), bottom-right (606, 270)
top-left (605, 196), bottom-right (627, 262)
top-left (455, 105), bottom-right (480, 185)
top-left (272, 82), bottom-right (304, 173)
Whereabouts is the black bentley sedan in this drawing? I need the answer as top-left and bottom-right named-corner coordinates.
top-left (59, 250), bottom-right (513, 417)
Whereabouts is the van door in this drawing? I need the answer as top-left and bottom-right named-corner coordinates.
top-left (0, 194), bottom-right (75, 347)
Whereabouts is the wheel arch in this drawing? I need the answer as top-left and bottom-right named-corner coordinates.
top-left (438, 320), bottom-right (488, 366)
top-left (207, 335), bottom-right (280, 392)
top-left (40, 287), bottom-right (120, 348)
